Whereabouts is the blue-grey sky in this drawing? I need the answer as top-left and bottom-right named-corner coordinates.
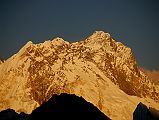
top-left (0, 0), bottom-right (159, 69)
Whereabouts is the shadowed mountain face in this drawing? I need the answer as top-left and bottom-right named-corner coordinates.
top-left (0, 93), bottom-right (110, 120)
top-left (133, 102), bottom-right (159, 120)
top-left (30, 93), bottom-right (110, 120)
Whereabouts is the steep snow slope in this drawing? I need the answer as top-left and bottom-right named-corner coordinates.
top-left (0, 31), bottom-right (158, 120)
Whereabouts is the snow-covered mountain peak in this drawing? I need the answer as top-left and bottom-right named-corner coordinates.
top-left (0, 31), bottom-right (159, 119)
top-left (90, 31), bottom-right (111, 39)
top-left (85, 31), bottom-right (111, 44)
top-left (16, 41), bottom-right (33, 57)
top-left (51, 37), bottom-right (68, 45)
top-left (22, 41), bottom-right (33, 48)
top-left (83, 31), bottom-right (121, 54)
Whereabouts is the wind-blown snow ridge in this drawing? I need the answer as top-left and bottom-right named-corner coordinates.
top-left (0, 31), bottom-right (159, 120)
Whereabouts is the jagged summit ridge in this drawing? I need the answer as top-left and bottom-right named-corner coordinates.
top-left (88, 31), bottom-right (111, 40)
top-left (0, 31), bottom-right (159, 120)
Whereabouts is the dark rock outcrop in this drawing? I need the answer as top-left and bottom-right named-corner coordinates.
top-left (133, 102), bottom-right (159, 120)
top-left (30, 93), bottom-right (110, 120)
top-left (0, 109), bottom-right (28, 120)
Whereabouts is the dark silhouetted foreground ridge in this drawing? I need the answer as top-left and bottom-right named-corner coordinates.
top-left (133, 102), bottom-right (159, 120)
top-left (30, 93), bottom-right (110, 120)
top-left (0, 93), bottom-right (110, 120)
top-left (0, 109), bottom-right (28, 120)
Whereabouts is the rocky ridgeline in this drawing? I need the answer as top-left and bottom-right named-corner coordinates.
top-left (0, 31), bottom-right (158, 119)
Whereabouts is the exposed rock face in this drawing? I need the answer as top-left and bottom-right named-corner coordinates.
top-left (0, 31), bottom-right (158, 119)
top-left (140, 68), bottom-right (159, 85)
